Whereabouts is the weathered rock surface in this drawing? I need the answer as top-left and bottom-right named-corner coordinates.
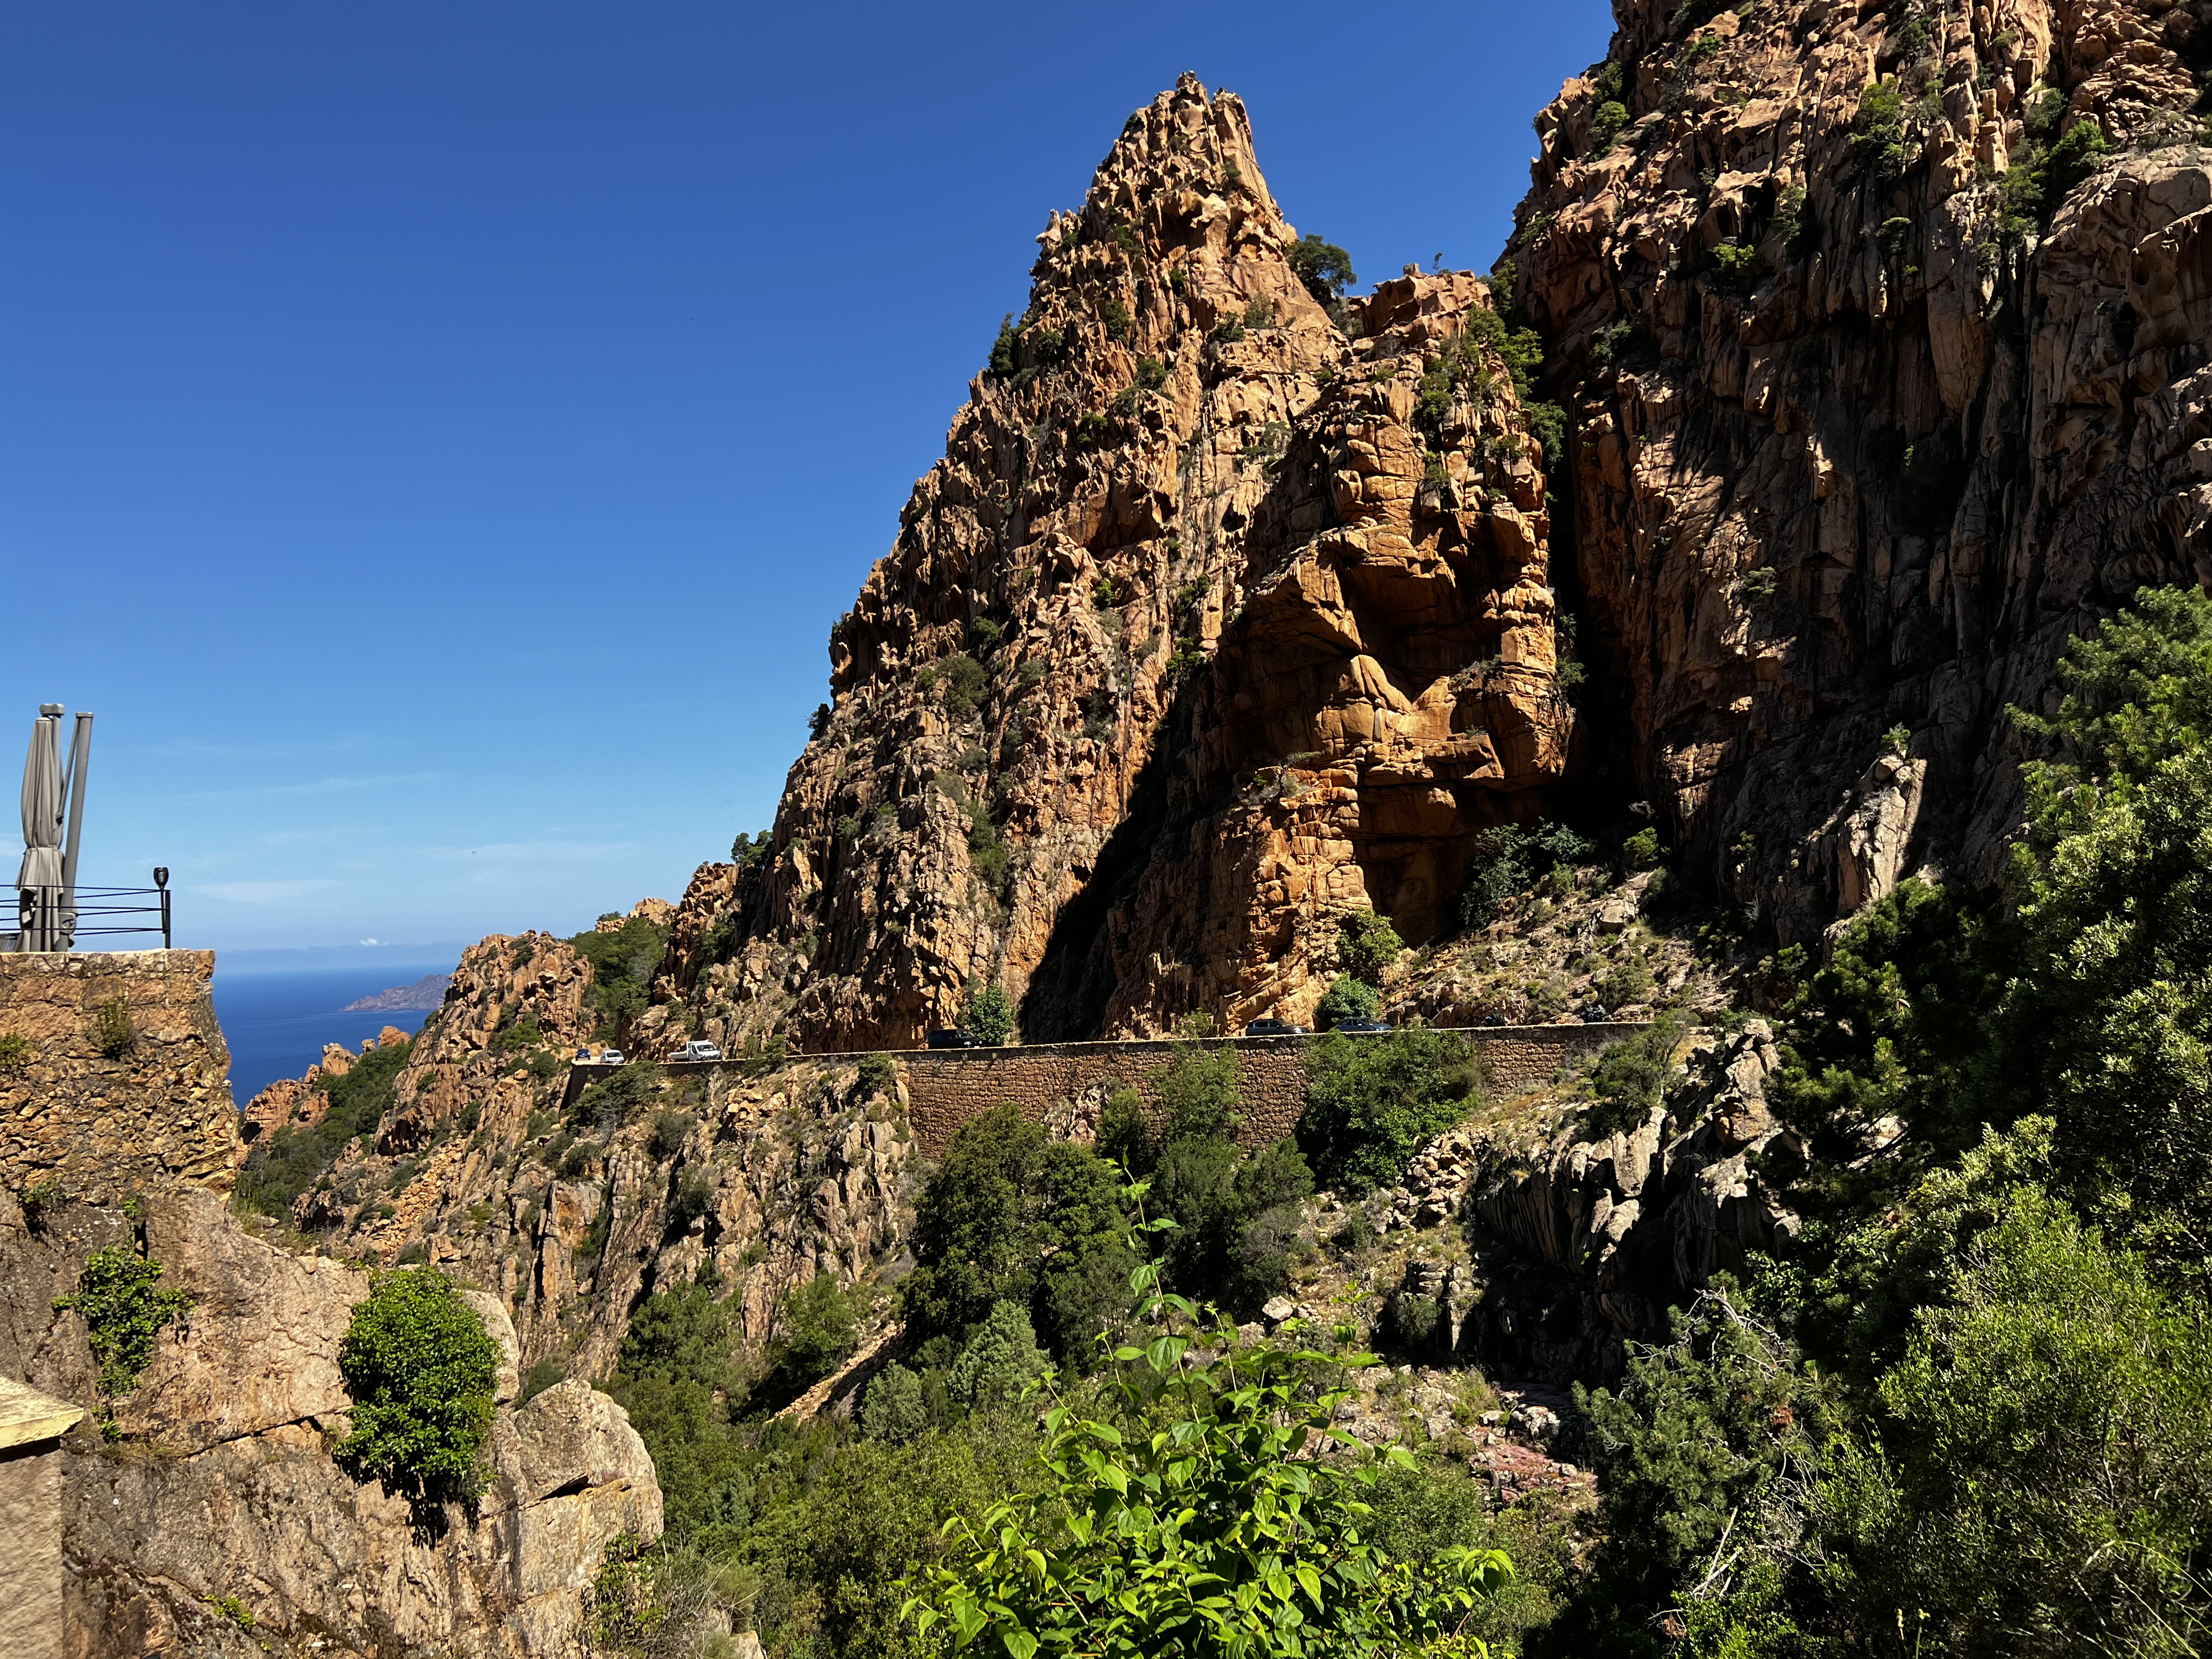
top-left (0, 951), bottom-right (238, 1200)
top-left (674, 74), bottom-right (1570, 1051)
top-left (1512, 0), bottom-right (2212, 938)
top-left (1369, 1022), bottom-right (1798, 1383)
top-left (3, 1186), bottom-right (660, 1659)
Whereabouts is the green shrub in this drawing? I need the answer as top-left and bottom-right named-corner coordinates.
top-left (335, 1268), bottom-right (500, 1508)
top-left (1594, 954), bottom-right (1653, 1010)
top-left (1102, 297), bottom-right (1131, 341)
top-left (1709, 239), bottom-right (1760, 293)
top-left (855, 1051), bottom-right (897, 1099)
top-left (1588, 99), bottom-right (1629, 154)
top-left (569, 1062), bottom-right (664, 1135)
top-left (669, 1169), bottom-right (716, 1231)
top-left (1287, 234), bottom-right (1357, 301)
top-left (964, 982), bottom-right (1014, 1046)
top-left (1584, 1013), bottom-right (1685, 1137)
top-left (93, 997), bottom-right (135, 1058)
top-left (761, 1273), bottom-right (858, 1402)
top-left (1337, 910), bottom-right (1405, 980)
top-left (1622, 826), bottom-right (1665, 869)
top-left (1458, 820), bottom-right (1592, 929)
top-left (1301, 1028), bottom-right (1481, 1194)
top-left (940, 653), bottom-right (988, 719)
top-left (1851, 79), bottom-right (1915, 179)
top-left (518, 1356), bottom-right (567, 1404)
top-left (54, 1244), bottom-right (195, 1396)
top-left (1392, 1292), bottom-right (1443, 1351)
top-left (862, 1361), bottom-right (930, 1443)
top-left (0, 1031), bottom-right (32, 1070)
top-left (648, 1109), bottom-right (694, 1161)
top-left (988, 312), bottom-right (1018, 377)
top-left (1315, 975), bottom-right (1380, 1030)
top-left (1136, 355), bottom-right (1168, 389)
top-left (946, 1299), bottom-right (1049, 1410)
top-left (568, 914), bottom-right (669, 1040)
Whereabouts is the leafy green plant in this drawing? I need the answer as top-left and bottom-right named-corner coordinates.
top-left (1314, 975), bottom-right (1380, 1030)
top-left (1588, 100), bottom-right (1629, 155)
top-left (1584, 1014), bottom-right (1684, 1137)
top-left (1336, 911), bottom-right (1404, 981)
top-left (1302, 1028), bottom-right (1481, 1194)
top-left (1622, 826), bottom-right (1665, 870)
top-left (570, 913), bottom-right (669, 1041)
top-left (1850, 80), bottom-right (1916, 180)
top-left (761, 1272), bottom-right (859, 1403)
top-left (1458, 821), bottom-right (1593, 929)
top-left (335, 1267), bottom-right (500, 1508)
top-left (965, 982), bottom-right (1014, 1046)
top-left (54, 1244), bottom-right (195, 1397)
top-left (649, 1109), bottom-right (695, 1161)
top-left (0, 1030), bottom-right (32, 1070)
top-left (903, 1194), bottom-right (1513, 1659)
top-left (1287, 233), bottom-right (1357, 302)
top-left (1708, 239), bottom-right (1760, 293)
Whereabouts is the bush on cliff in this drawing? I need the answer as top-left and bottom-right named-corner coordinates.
top-left (1287, 232), bottom-right (1357, 301)
top-left (55, 1243), bottom-right (195, 1399)
top-left (335, 1266), bottom-right (500, 1509)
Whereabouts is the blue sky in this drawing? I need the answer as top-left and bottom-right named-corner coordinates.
top-left (2, 1), bottom-right (1615, 954)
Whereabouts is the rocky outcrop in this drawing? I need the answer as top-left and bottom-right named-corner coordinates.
top-left (674, 73), bottom-right (1571, 1052)
top-left (1511, 0), bottom-right (2212, 940)
top-left (1351, 1022), bottom-right (1799, 1384)
top-left (2, 1186), bottom-right (659, 1659)
top-left (242, 1028), bottom-right (410, 1145)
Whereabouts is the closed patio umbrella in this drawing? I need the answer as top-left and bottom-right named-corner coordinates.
top-left (18, 707), bottom-right (63, 951)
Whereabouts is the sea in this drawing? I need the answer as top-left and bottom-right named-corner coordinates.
top-left (213, 956), bottom-right (460, 1107)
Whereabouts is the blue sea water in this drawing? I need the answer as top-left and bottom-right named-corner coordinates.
top-left (214, 963), bottom-right (453, 1106)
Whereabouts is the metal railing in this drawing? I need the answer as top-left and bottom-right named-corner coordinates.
top-left (8, 869), bottom-right (172, 952)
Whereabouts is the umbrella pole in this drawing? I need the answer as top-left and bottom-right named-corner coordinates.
top-left (60, 712), bottom-right (91, 949)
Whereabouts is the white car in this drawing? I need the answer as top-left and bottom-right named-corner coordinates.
top-left (598, 1048), bottom-right (625, 1066)
top-left (671, 1040), bottom-right (722, 1063)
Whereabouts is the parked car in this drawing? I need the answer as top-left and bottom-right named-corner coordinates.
top-left (575, 1046), bottom-right (592, 1061)
top-left (926, 1027), bottom-right (978, 1049)
top-left (599, 1048), bottom-right (625, 1066)
top-left (1331, 1017), bottom-right (1392, 1034)
top-left (1244, 1018), bottom-right (1306, 1036)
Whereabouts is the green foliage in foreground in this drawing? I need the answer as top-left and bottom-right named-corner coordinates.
top-left (335, 1267), bottom-right (500, 1509)
top-left (54, 1244), bottom-right (195, 1397)
top-left (1300, 1028), bottom-right (1480, 1195)
top-left (236, 1033), bottom-right (413, 1218)
top-left (906, 1209), bottom-right (1513, 1659)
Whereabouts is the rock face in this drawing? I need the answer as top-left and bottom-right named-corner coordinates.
top-left (1369, 1022), bottom-right (1799, 1384)
top-left (1511, 0), bottom-right (2212, 938)
top-left (2, 1186), bottom-right (659, 1659)
top-left (680, 73), bottom-right (1570, 1052)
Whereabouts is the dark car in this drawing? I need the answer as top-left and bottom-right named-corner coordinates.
top-left (1244, 1018), bottom-right (1306, 1036)
top-left (1331, 1018), bottom-right (1392, 1034)
top-left (925, 1027), bottom-right (978, 1049)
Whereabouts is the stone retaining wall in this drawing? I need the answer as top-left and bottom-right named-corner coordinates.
top-left (0, 952), bottom-right (240, 1201)
top-left (896, 1024), bottom-right (1643, 1157)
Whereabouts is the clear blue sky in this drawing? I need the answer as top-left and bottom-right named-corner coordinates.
top-left (3, 2), bottom-right (1614, 954)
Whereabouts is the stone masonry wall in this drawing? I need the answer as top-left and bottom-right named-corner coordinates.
top-left (896, 1024), bottom-right (1643, 1158)
top-left (0, 952), bottom-right (240, 1202)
